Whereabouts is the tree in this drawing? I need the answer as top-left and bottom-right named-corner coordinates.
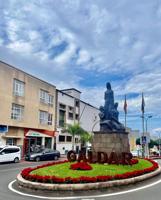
top-left (136, 137), bottom-right (157, 148)
top-left (65, 123), bottom-right (87, 150)
top-left (136, 138), bottom-right (141, 145)
top-left (154, 139), bottom-right (161, 147)
top-left (80, 131), bottom-right (93, 148)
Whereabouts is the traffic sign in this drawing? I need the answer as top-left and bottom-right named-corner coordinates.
top-left (142, 136), bottom-right (146, 144)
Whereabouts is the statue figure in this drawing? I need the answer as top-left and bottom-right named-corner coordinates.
top-left (104, 82), bottom-right (114, 116)
top-left (99, 82), bottom-right (125, 132)
top-left (99, 106), bottom-right (105, 121)
top-left (111, 103), bottom-right (119, 121)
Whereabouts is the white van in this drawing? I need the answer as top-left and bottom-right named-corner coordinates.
top-left (0, 145), bottom-right (21, 163)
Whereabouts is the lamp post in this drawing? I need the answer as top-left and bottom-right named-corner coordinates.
top-left (145, 115), bottom-right (152, 157)
top-left (140, 115), bottom-right (145, 158)
top-left (140, 115), bottom-right (152, 158)
top-left (92, 119), bottom-right (100, 133)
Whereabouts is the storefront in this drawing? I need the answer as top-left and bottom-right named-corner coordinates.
top-left (24, 129), bottom-right (55, 155)
top-left (1, 127), bottom-right (24, 148)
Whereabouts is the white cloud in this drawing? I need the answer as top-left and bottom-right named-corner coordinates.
top-left (54, 43), bottom-right (76, 65)
top-left (1, 0), bottom-right (161, 131)
top-left (7, 41), bottom-right (32, 54)
top-left (0, 38), bottom-right (3, 45)
top-left (76, 50), bottom-right (91, 65)
top-left (28, 31), bottom-right (40, 41)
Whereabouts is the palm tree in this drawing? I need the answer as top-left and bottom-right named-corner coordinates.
top-left (65, 123), bottom-right (92, 151)
top-left (65, 123), bottom-right (84, 150)
top-left (80, 131), bottom-right (93, 149)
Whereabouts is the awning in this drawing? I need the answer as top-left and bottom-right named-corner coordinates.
top-left (26, 130), bottom-right (52, 138)
top-left (2, 135), bottom-right (24, 139)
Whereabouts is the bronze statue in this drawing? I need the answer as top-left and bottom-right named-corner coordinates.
top-left (99, 82), bottom-right (125, 132)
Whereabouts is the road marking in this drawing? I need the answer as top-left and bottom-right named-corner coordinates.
top-left (81, 199), bottom-right (95, 200)
top-left (8, 178), bottom-right (161, 199)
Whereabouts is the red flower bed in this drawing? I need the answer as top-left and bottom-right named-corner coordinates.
top-left (21, 158), bottom-right (158, 184)
top-left (70, 162), bottom-right (92, 170)
top-left (130, 158), bottom-right (138, 165)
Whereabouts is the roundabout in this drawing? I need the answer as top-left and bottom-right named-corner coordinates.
top-left (8, 162), bottom-right (161, 200)
top-left (15, 158), bottom-right (161, 191)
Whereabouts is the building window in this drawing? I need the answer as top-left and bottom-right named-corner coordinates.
top-left (75, 114), bottom-right (79, 120)
top-left (39, 110), bottom-right (48, 124)
top-left (11, 103), bottom-right (24, 120)
top-left (59, 103), bottom-right (66, 110)
top-left (13, 79), bottom-right (25, 97)
top-left (68, 106), bottom-right (74, 119)
top-left (40, 89), bottom-right (49, 104)
top-left (59, 135), bottom-right (65, 142)
top-left (66, 136), bottom-right (72, 142)
top-left (39, 111), bottom-right (53, 125)
top-left (68, 112), bottom-right (74, 119)
top-left (48, 113), bottom-right (53, 125)
top-left (6, 138), bottom-right (17, 145)
top-left (48, 95), bottom-right (54, 106)
top-left (68, 106), bottom-right (74, 112)
top-left (59, 110), bottom-right (66, 127)
top-left (75, 100), bottom-right (79, 107)
top-left (40, 89), bottom-right (54, 106)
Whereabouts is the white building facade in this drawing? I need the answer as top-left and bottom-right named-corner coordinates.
top-left (56, 88), bottom-right (100, 154)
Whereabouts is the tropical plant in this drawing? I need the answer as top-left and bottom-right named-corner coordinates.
top-left (80, 131), bottom-right (93, 148)
top-left (65, 123), bottom-right (86, 150)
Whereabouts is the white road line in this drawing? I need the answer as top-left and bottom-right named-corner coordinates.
top-left (81, 199), bottom-right (95, 200)
top-left (8, 178), bottom-right (161, 200)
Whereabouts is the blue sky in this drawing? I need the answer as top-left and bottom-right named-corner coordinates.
top-left (0, 0), bottom-right (161, 135)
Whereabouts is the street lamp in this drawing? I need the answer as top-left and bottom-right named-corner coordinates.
top-left (92, 119), bottom-right (100, 133)
top-left (140, 115), bottom-right (152, 158)
top-left (145, 115), bottom-right (152, 157)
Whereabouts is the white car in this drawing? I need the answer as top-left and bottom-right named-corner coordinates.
top-left (0, 145), bottom-right (21, 163)
top-left (131, 150), bottom-right (141, 157)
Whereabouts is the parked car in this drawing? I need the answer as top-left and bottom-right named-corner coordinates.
top-left (25, 149), bottom-right (60, 162)
top-left (0, 145), bottom-right (21, 163)
top-left (131, 150), bottom-right (142, 157)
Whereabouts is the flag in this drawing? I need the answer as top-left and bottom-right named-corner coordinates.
top-left (141, 93), bottom-right (145, 113)
top-left (124, 95), bottom-right (127, 114)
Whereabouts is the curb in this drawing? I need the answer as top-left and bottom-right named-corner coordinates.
top-left (17, 166), bottom-right (161, 191)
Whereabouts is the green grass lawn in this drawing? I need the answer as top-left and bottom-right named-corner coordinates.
top-left (31, 159), bottom-right (153, 178)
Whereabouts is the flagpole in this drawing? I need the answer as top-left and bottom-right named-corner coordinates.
top-left (124, 95), bottom-right (127, 130)
top-left (125, 112), bottom-right (127, 130)
top-left (142, 111), bottom-right (145, 158)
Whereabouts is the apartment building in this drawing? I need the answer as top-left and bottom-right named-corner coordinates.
top-left (56, 89), bottom-right (99, 154)
top-left (126, 127), bottom-right (140, 151)
top-left (0, 61), bottom-right (56, 155)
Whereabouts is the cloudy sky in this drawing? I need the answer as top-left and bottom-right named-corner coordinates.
top-left (0, 0), bottom-right (161, 135)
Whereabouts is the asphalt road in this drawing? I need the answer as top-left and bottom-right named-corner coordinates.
top-left (0, 159), bottom-right (161, 200)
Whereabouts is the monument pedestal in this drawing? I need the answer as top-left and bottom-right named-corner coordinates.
top-left (92, 131), bottom-right (130, 158)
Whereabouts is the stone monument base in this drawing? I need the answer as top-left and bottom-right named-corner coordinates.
top-left (92, 132), bottom-right (130, 158)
